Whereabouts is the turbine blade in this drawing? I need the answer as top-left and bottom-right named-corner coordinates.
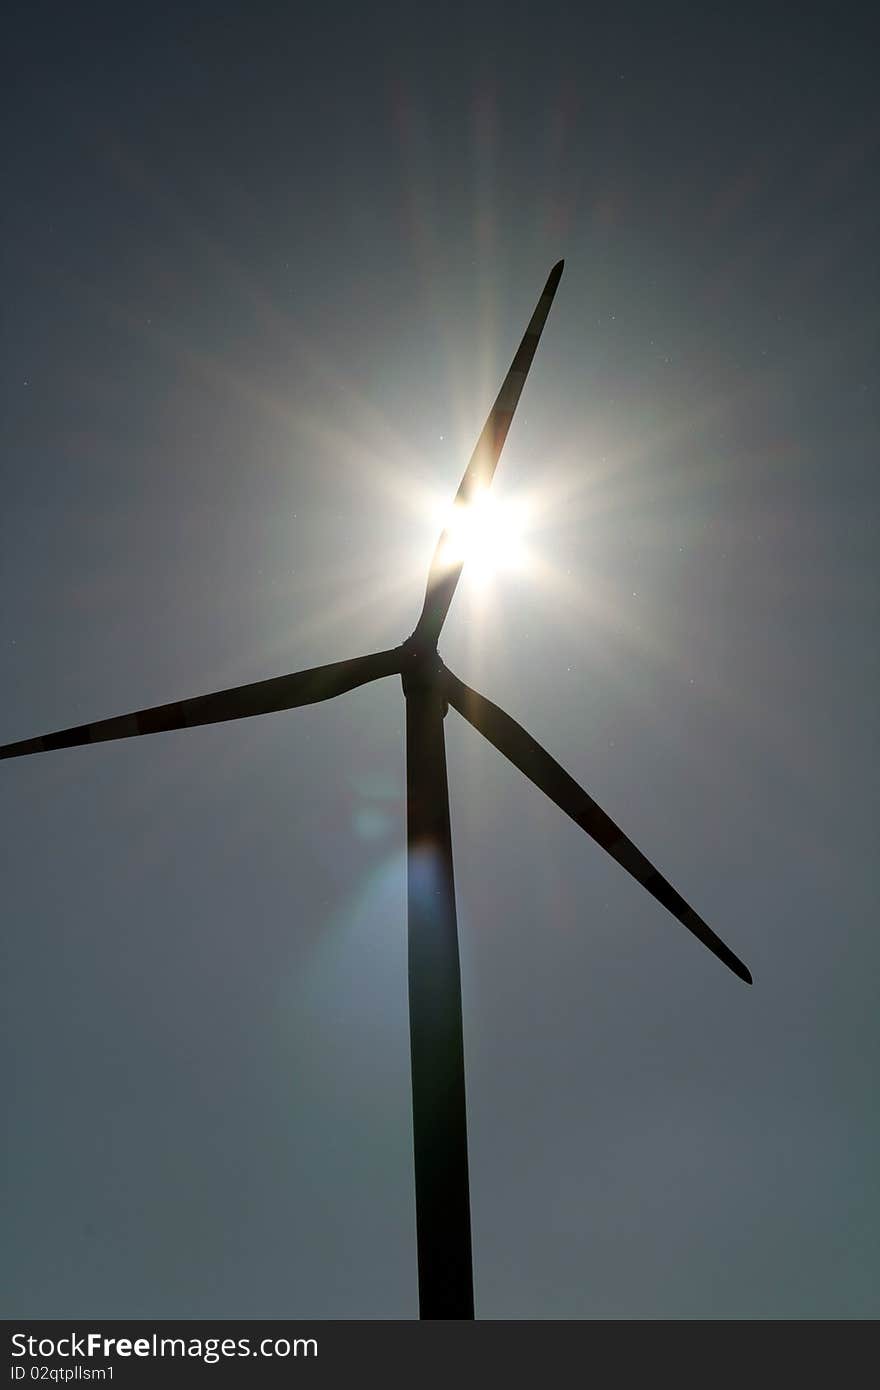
top-left (415, 260), bottom-right (564, 647)
top-left (0, 647), bottom-right (402, 761)
top-left (443, 665), bottom-right (752, 984)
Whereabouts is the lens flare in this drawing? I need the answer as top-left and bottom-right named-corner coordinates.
top-left (436, 488), bottom-right (528, 585)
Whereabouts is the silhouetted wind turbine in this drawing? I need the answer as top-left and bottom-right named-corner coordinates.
top-left (1, 260), bottom-right (751, 1320)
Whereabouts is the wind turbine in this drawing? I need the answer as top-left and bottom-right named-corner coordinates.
top-left (1, 260), bottom-right (751, 1320)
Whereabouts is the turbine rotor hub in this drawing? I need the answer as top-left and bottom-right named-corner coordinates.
top-left (399, 637), bottom-right (446, 708)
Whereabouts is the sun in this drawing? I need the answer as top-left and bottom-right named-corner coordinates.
top-left (436, 488), bottom-right (528, 586)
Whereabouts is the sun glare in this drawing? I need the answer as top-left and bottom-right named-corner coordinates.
top-left (436, 488), bottom-right (528, 585)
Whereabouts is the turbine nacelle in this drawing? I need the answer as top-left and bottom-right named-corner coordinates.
top-left (399, 638), bottom-right (446, 702)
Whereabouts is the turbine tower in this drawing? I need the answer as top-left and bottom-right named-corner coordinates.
top-left (1, 261), bottom-right (751, 1320)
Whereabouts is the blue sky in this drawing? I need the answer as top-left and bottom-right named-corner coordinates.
top-left (2, 1), bottom-right (878, 1316)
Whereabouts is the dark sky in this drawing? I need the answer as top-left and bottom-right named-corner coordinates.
top-left (2, 2), bottom-right (878, 1318)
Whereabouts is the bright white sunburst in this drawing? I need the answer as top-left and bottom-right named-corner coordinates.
top-left (435, 487), bottom-right (528, 586)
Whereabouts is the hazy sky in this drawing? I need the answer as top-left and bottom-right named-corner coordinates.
top-left (2, 2), bottom-right (878, 1317)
